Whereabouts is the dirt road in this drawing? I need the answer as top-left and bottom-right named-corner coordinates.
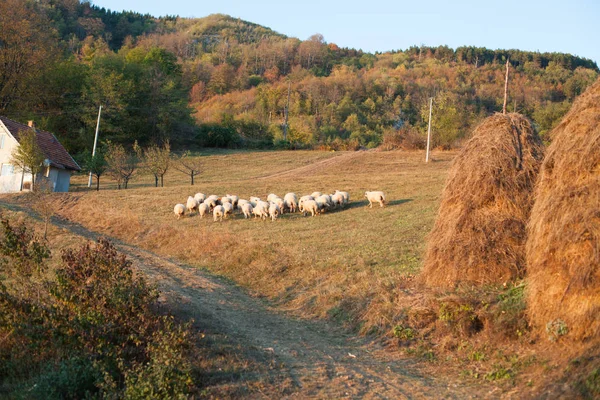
top-left (1, 200), bottom-right (490, 398)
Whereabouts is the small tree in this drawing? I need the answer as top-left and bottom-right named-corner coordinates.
top-left (105, 141), bottom-right (141, 189)
top-left (84, 150), bottom-right (107, 191)
top-left (28, 178), bottom-right (55, 240)
top-left (172, 151), bottom-right (202, 185)
top-left (143, 141), bottom-right (170, 187)
top-left (10, 128), bottom-right (45, 191)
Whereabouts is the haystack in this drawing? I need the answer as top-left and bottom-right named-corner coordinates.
top-left (420, 113), bottom-right (544, 288)
top-left (527, 78), bottom-right (600, 341)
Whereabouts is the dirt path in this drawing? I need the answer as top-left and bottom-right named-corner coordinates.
top-left (1, 200), bottom-right (491, 398)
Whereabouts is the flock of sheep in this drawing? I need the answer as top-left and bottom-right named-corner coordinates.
top-left (173, 190), bottom-right (386, 222)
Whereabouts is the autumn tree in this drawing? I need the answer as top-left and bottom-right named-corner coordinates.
top-left (10, 129), bottom-right (45, 192)
top-left (105, 141), bottom-right (141, 189)
top-left (172, 151), bottom-right (202, 185)
top-left (143, 141), bottom-right (170, 187)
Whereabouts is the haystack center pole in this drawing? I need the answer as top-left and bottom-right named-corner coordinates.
top-left (503, 58), bottom-right (510, 115)
top-left (88, 105), bottom-right (102, 187)
top-left (426, 97), bottom-right (433, 163)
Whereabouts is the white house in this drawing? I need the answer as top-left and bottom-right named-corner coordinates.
top-left (0, 116), bottom-right (81, 193)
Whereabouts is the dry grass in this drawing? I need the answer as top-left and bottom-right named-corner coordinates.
top-left (59, 150), bottom-right (452, 334)
top-left (420, 113), bottom-right (544, 288)
top-left (526, 77), bottom-right (600, 342)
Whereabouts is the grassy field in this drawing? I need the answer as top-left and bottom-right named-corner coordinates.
top-left (64, 149), bottom-right (452, 333)
top-left (5, 148), bottom-right (598, 396)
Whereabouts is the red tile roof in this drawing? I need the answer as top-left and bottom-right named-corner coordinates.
top-left (0, 116), bottom-right (81, 171)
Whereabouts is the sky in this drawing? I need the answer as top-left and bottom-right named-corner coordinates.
top-left (91, 0), bottom-right (600, 65)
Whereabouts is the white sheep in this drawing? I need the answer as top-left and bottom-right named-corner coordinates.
top-left (298, 195), bottom-right (314, 212)
top-left (206, 194), bottom-right (219, 203)
top-left (310, 191), bottom-right (322, 199)
top-left (272, 197), bottom-right (285, 212)
top-left (198, 203), bottom-right (210, 218)
top-left (269, 203), bottom-right (281, 221)
top-left (252, 203), bottom-right (269, 220)
top-left (302, 200), bottom-right (319, 217)
top-left (237, 199), bottom-right (249, 210)
top-left (267, 193), bottom-right (280, 203)
top-left (220, 196), bottom-right (232, 205)
top-left (194, 193), bottom-right (206, 203)
top-left (249, 196), bottom-right (261, 207)
top-left (223, 202), bottom-right (234, 218)
top-left (174, 204), bottom-right (185, 219)
top-left (213, 205), bottom-right (225, 222)
top-left (315, 195), bottom-right (331, 213)
top-left (331, 192), bottom-right (344, 208)
top-left (241, 203), bottom-right (253, 219)
top-left (225, 194), bottom-right (239, 208)
top-left (365, 191), bottom-right (386, 208)
top-left (186, 196), bottom-right (199, 214)
top-left (336, 190), bottom-right (350, 206)
top-left (204, 198), bottom-right (217, 210)
top-left (284, 193), bottom-right (298, 213)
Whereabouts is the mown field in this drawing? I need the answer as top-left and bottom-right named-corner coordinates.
top-left (65, 149), bottom-right (452, 332)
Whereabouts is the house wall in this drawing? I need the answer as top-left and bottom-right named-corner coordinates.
top-left (0, 122), bottom-right (73, 193)
top-left (0, 125), bottom-right (25, 193)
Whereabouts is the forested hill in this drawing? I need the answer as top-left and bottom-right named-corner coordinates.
top-left (1, 0), bottom-right (597, 155)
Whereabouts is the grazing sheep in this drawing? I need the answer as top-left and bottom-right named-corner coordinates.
top-left (237, 199), bottom-right (249, 209)
top-left (302, 200), bottom-right (319, 217)
top-left (298, 195), bottom-right (314, 212)
top-left (186, 196), bottom-right (199, 214)
top-left (365, 191), bottom-right (386, 208)
top-left (223, 202), bottom-right (234, 218)
top-left (249, 196), bottom-right (261, 207)
top-left (269, 203), bottom-right (281, 221)
top-left (272, 197), bottom-right (285, 212)
top-left (315, 195), bottom-right (331, 213)
top-left (204, 198), bottom-right (217, 210)
top-left (267, 193), bottom-right (280, 203)
top-left (241, 203), bottom-right (253, 219)
top-left (252, 203), bottom-right (269, 220)
top-left (284, 193), bottom-right (298, 213)
top-left (194, 193), bottom-right (206, 203)
top-left (225, 194), bottom-right (239, 208)
top-left (220, 196), bottom-right (232, 205)
top-left (336, 190), bottom-right (350, 206)
top-left (174, 204), bottom-right (185, 219)
top-left (331, 192), bottom-right (344, 208)
top-left (310, 191), bottom-right (322, 199)
top-left (198, 203), bottom-right (210, 218)
top-left (213, 205), bottom-right (225, 222)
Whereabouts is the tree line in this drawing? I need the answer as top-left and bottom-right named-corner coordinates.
top-left (0, 0), bottom-right (597, 156)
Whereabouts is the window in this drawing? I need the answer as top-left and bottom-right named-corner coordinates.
top-left (0, 164), bottom-right (13, 176)
top-left (0, 134), bottom-right (5, 149)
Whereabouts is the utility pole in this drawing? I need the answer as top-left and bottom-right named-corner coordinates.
top-left (88, 105), bottom-right (102, 187)
top-left (503, 58), bottom-right (510, 115)
top-left (283, 80), bottom-right (291, 141)
top-left (426, 97), bottom-right (433, 163)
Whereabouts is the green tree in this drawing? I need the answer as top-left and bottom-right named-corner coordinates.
top-left (10, 128), bottom-right (45, 192)
top-left (83, 150), bottom-right (107, 191)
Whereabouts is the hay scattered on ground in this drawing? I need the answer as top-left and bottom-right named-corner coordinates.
top-left (420, 113), bottom-right (544, 288)
top-left (526, 78), bottom-right (600, 342)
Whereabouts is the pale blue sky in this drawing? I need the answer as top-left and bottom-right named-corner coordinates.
top-left (92, 0), bottom-right (600, 65)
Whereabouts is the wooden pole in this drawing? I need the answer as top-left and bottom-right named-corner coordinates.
top-left (88, 105), bottom-right (102, 187)
top-left (426, 97), bottom-right (433, 163)
top-left (283, 81), bottom-right (290, 141)
top-left (503, 58), bottom-right (510, 115)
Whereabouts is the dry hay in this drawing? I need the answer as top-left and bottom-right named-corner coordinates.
top-left (526, 78), bottom-right (600, 342)
top-left (420, 113), bottom-right (544, 288)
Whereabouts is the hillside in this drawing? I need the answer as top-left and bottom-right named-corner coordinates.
top-left (0, 0), bottom-right (597, 155)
